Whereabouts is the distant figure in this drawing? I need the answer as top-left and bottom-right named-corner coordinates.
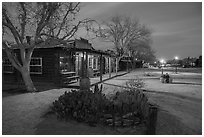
top-left (165, 73), bottom-right (170, 83)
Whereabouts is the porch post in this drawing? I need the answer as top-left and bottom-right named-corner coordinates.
top-left (91, 56), bottom-right (94, 69)
top-left (100, 54), bottom-right (103, 82)
top-left (126, 58), bottom-right (128, 72)
top-left (116, 57), bottom-right (118, 76)
top-left (80, 52), bottom-right (90, 90)
top-left (96, 57), bottom-right (98, 70)
top-left (85, 52), bottom-right (88, 77)
top-left (109, 57), bottom-right (111, 78)
top-left (81, 52), bottom-right (85, 78)
top-left (77, 53), bottom-right (80, 75)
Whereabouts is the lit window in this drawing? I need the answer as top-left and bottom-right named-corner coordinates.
top-left (93, 58), bottom-right (97, 69)
top-left (59, 56), bottom-right (70, 72)
top-left (3, 58), bottom-right (14, 73)
top-left (30, 57), bottom-right (42, 74)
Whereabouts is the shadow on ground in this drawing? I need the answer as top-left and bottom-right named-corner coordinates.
top-left (2, 83), bottom-right (61, 97)
top-left (35, 113), bottom-right (146, 135)
top-left (35, 108), bottom-right (200, 135)
top-left (156, 110), bottom-right (200, 135)
top-left (172, 82), bottom-right (201, 85)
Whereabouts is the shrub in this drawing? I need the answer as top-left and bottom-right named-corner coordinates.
top-left (125, 77), bottom-right (144, 89)
top-left (110, 89), bottom-right (149, 120)
top-left (52, 85), bottom-right (150, 127)
top-left (52, 89), bottom-right (109, 124)
top-left (144, 72), bottom-right (154, 76)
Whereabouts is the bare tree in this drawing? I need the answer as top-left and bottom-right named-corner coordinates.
top-left (94, 16), bottom-right (152, 62)
top-left (2, 2), bottom-right (93, 92)
top-left (128, 37), bottom-right (156, 63)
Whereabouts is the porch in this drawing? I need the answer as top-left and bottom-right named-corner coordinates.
top-left (65, 70), bottom-right (128, 89)
top-left (59, 46), bottom-right (121, 88)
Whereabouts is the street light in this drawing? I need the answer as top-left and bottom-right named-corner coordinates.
top-left (160, 59), bottom-right (165, 75)
top-left (174, 56), bottom-right (179, 74)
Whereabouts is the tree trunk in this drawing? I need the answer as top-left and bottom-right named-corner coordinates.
top-left (3, 42), bottom-right (37, 92)
top-left (21, 66), bottom-right (37, 92)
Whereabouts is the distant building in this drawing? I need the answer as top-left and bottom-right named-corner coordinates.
top-left (195, 55), bottom-right (202, 67)
top-left (182, 57), bottom-right (197, 68)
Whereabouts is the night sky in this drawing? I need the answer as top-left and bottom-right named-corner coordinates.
top-left (77, 2), bottom-right (202, 60)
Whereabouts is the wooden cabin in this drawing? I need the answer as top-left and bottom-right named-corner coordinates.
top-left (2, 38), bottom-right (115, 87)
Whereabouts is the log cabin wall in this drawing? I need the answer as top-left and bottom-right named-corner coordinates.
top-left (30, 48), bottom-right (60, 83)
top-left (2, 39), bottom-right (114, 87)
top-left (2, 48), bottom-right (61, 85)
top-left (2, 50), bottom-right (17, 83)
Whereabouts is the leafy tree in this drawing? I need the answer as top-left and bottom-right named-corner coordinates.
top-left (2, 2), bottom-right (93, 92)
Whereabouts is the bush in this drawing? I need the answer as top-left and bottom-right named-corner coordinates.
top-left (125, 77), bottom-right (144, 89)
top-left (52, 89), bottom-right (108, 124)
top-left (144, 72), bottom-right (154, 76)
top-left (52, 85), bottom-right (150, 127)
top-left (110, 89), bottom-right (149, 120)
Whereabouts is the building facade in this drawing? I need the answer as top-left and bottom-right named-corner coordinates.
top-left (2, 39), bottom-right (115, 87)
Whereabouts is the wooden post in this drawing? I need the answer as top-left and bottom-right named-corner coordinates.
top-left (96, 57), bottom-right (98, 70)
top-left (116, 58), bottom-right (118, 76)
top-left (81, 52), bottom-right (84, 78)
top-left (126, 61), bottom-right (128, 72)
top-left (100, 54), bottom-right (103, 82)
top-left (77, 53), bottom-right (80, 75)
top-left (146, 105), bottom-right (158, 135)
top-left (109, 57), bottom-right (111, 78)
top-left (112, 104), bottom-right (115, 128)
top-left (85, 52), bottom-right (88, 77)
top-left (80, 52), bottom-right (90, 90)
top-left (91, 56), bottom-right (94, 69)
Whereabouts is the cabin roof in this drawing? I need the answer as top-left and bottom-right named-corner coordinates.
top-left (3, 38), bottom-right (113, 57)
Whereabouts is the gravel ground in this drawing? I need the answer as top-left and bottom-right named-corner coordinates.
top-left (103, 69), bottom-right (202, 134)
top-left (146, 93), bottom-right (202, 134)
top-left (2, 88), bottom-right (68, 135)
top-left (2, 68), bottom-right (202, 135)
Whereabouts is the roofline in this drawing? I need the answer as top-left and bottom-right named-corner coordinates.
top-left (68, 48), bottom-right (113, 57)
top-left (2, 39), bottom-right (113, 57)
top-left (2, 39), bottom-right (75, 50)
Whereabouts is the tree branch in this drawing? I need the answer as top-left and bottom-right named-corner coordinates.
top-left (61, 19), bottom-right (95, 40)
top-left (2, 16), bottom-right (22, 45)
top-left (56, 2), bottom-right (80, 37)
top-left (19, 2), bottom-right (27, 41)
top-left (3, 41), bottom-right (22, 71)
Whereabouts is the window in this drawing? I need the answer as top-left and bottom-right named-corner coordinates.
top-left (3, 58), bottom-right (14, 73)
top-left (30, 57), bottom-right (42, 74)
top-left (59, 56), bottom-right (70, 72)
top-left (88, 58), bottom-right (92, 68)
top-left (93, 58), bottom-right (97, 69)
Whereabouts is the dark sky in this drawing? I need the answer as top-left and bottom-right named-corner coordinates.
top-left (77, 2), bottom-right (202, 60)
